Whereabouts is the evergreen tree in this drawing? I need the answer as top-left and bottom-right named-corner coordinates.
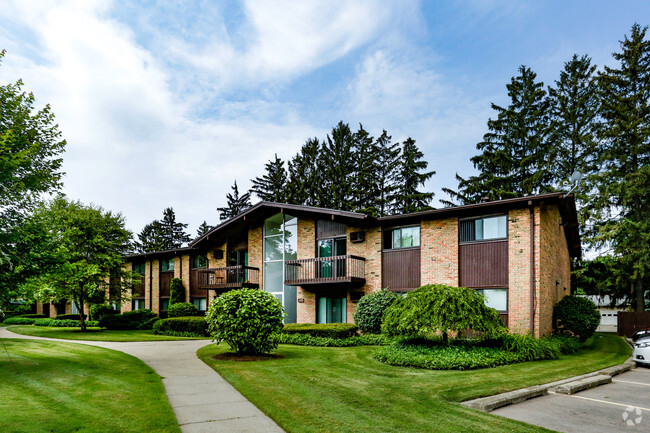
top-left (591, 24), bottom-right (650, 311)
top-left (455, 66), bottom-right (554, 202)
top-left (321, 121), bottom-right (357, 210)
top-left (286, 138), bottom-right (324, 207)
top-left (217, 180), bottom-right (252, 221)
top-left (373, 130), bottom-right (401, 216)
top-left (251, 154), bottom-right (288, 202)
top-left (393, 138), bottom-right (435, 214)
top-left (350, 124), bottom-right (380, 216)
top-left (196, 221), bottom-right (213, 237)
top-left (548, 54), bottom-right (601, 188)
top-left (135, 207), bottom-right (190, 253)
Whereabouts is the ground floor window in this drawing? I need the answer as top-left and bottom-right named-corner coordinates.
top-left (132, 299), bottom-right (145, 311)
top-left (476, 288), bottom-right (507, 312)
top-left (70, 302), bottom-right (79, 314)
top-left (160, 298), bottom-right (170, 312)
top-left (317, 296), bottom-right (347, 324)
top-left (192, 297), bottom-right (207, 312)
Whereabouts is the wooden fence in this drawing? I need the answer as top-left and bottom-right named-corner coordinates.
top-left (618, 312), bottom-right (650, 337)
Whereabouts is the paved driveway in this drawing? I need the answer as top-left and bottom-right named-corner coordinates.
top-left (493, 367), bottom-right (650, 432)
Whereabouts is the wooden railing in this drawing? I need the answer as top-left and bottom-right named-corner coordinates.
top-left (196, 266), bottom-right (259, 290)
top-left (285, 255), bottom-right (365, 286)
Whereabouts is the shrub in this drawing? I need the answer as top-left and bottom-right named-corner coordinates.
top-left (20, 314), bottom-right (47, 319)
top-left (282, 323), bottom-right (358, 339)
top-left (354, 290), bottom-right (398, 334)
top-left (89, 304), bottom-right (117, 320)
top-left (56, 314), bottom-right (87, 320)
top-left (153, 316), bottom-right (209, 337)
top-left (167, 302), bottom-right (198, 318)
top-left (554, 296), bottom-right (600, 341)
top-left (382, 284), bottom-right (506, 342)
top-left (206, 288), bottom-right (283, 355)
top-left (33, 318), bottom-right (99, 327)
top-left (98, 309), bottom-right (158, 330)
top-left (2, 317), bottom-right (36, 325)
top-left (169, 278), bottom-right (186, 304)
top-left (275, 333), bottom-right (391, 347)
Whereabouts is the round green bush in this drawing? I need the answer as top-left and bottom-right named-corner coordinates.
top-left (206, 288), bottom-right (284, 355)
top-left (554, 295), bottom-right (600, 341)
top-left (89, 304), bottom-right (117, 320)
top-left (354, 289), bottom-right (398, 334)
top-left (167, 302), bottom-right (198, 318)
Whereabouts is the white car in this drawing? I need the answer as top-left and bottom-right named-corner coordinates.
top-left (633, 336), bottom-right (650, 367)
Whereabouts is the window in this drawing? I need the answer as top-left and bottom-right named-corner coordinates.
top-left (161, 258), bottom-right (174, 272)
top-left (383, 226), bottom-right (420, 250)
top-left (476, 288), bottom-right (507, 312)
top-left (317, 296), bottom-right (347, 324)
top-left (132, 299), bottom-right (145, 311)
top-left (70, 303), bottom-right (79, 314)
top-left (133, 262), bottom-right (146, 274)
top-left (190, 255), bottom-right (207, 269)
top-left (459, 215), bottom-right (507, 243)
top-left (160, 298), bottom-right (170, 312)
top-left (263, 213), bottom-right (298, 323)
top-left (192, 297), bottom-right (207, 311)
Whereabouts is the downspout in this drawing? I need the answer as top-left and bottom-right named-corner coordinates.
top-left (529, 203), bottom-right (535, 337)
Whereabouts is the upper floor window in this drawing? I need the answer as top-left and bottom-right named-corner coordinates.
top-left (459, 215), bottom-right (507, 243)
top-left (383, 226), bottom-right (420, 250)
top-left (132, 263), bottom-right (145, 274)
top-left (190, 255), bottom-right (207, 269)
top-left (160, 258), bottom-right (175, 272)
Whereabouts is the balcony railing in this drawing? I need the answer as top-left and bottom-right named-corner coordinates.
top-left (285, 255), bottom-right (366, 286)
top-left (196, 266), bottom-right (260, 290)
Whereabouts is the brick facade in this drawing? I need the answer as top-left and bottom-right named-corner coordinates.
top-left (296, 218), bottom-right (316, 323)
top-left (150, 259), bottom-right (160, 313)
top-left (420, 218), bottom-right (459, 286)
top-left (508, 208), bottom-right (533, 334)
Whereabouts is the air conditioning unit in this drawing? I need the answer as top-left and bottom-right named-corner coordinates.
top-left (213, 249), bottom-right (224, 260)
top-left (350, 231), bottom-right (365, 243)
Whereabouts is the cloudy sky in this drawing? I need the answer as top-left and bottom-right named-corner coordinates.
top-left (0, 1), bottom-right (647, 236)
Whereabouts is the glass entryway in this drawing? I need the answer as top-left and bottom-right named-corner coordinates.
top-left (263, 213), bottom-right (297, 323)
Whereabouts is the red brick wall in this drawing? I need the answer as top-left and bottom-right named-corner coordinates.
top-left (297, 218), bottom-right (317, 323)
top-left (508, 208), bottom-right (533, 335)
top-left (421, 219), bottom-right (459, 286)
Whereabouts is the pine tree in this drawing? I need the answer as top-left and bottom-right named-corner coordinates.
top-left (456, 66), bottom-right (554, 202)
top-left (250, 154), bottom-right (288, 202)
top-left (286, 138), bottom-right (324, 207)
top-left (217, 180), bottom-right (252, 221)
top-left (196, 221), bottom-right (213, 237)
top-left (592, 24), bottom-right (650, 311)
top-left (350, 124), bottom-right (380, 216)
top-left (135, 207), bottom-right (190, 253)
top-left (321, 121), bottom-right (357, 210)
top-left (373, 130), bottom-right (400, 216)
top-left (393, 138), bottom-right (435, 214)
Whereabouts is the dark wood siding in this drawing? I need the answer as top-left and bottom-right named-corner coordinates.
top-left (317, 220), bottom-right (346, 239)
top-left (159, 271), bottom-right (173, 297)
top-left (382, 248), bottom-right (420, 291)
top-left (133, 273), bottom-right (145, 297)
top-left (459, 240), bottom-right (508, 288)
top-left (189, 269), bottom-right (204, 297)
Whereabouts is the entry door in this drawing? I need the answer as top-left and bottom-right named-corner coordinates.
top-left (318, 238), bottom-right (346, 278)
top-left (317, 296), bottom-right (347, 323)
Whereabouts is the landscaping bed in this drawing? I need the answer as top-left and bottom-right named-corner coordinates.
top-left (197, 333), bottom-right (630, 433)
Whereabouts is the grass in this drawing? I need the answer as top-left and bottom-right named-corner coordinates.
top-left (0, 338), bottom-right (180, 433)
top-left (7, 325), bottom-right (208, 341)
top-left (197, 333), bottom-right (631, 433)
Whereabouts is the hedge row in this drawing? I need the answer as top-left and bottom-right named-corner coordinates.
top-left (33, 318), bottom-right (99, 327)
top-left (281, 323), bottom-right (358, 338)
top-left (153, 316), bottom-right (209, 337)
top-left (20, 314), bottom-right (47, 319)
top-left (275, 333), bottom-right (391, 347)
top-left (98, 309), bottom-right (158, 330)
top-left (55, 314), bottom-right (87, 320)
top-left (2, 317), bottom-right (36, 325)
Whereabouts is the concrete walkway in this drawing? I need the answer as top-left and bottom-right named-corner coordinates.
top-left (0, 327), bottom-right (284, 433)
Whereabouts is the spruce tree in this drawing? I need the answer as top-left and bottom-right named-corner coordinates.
top-left (251, 154), bottom-right (288, 202)
top-left (592, 24), bottom-right (650, 311)
top-left (286, 138), bottom-right (324, 207)
top-left (135, 207), bottom-right (190, 253)
top-left (456, 66), bottom-right (554, 202)
top-left (373, 130), bottom-right (400, 216)
top-left (217, 180), bottom-right (252, 221)
top-left (321, 121), bottom-right (357, 210)
top-left (393, 138), bottom-right (435, 214)
top-left (196, 221), bottom-right (213, 237)
top-left (135, 221), bottom-right (166, 253)
top-left (350, 124), bottom-right (380, 216)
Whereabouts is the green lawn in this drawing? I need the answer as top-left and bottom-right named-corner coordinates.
top-left (7, 325), bottom-right (208, 341)
top-left (197, 333), bottom-right (631, 433)
top-left (0, 338), bottom-right (180, 433)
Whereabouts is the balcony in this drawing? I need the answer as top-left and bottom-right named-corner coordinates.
top-left (196, 266), bottom-right (260, 290)
top-left (285, 255), bottom-right (366, 286)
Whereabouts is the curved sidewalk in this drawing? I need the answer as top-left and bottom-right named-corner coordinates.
top-left (0, 327), bottom-right (284, 433)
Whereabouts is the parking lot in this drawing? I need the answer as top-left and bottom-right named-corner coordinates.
top-left (493, 368), bottom-right (650, 432)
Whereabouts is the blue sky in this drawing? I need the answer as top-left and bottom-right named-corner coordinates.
top-left (0, 1), bottom-right (647, 235)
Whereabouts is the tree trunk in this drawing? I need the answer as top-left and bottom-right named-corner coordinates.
top-left (74, 297), bottom-right (86, 332)
top-left (442, 331), bottom-right (448, 344)
top-left (635, 279), bottom-right (646, 312)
